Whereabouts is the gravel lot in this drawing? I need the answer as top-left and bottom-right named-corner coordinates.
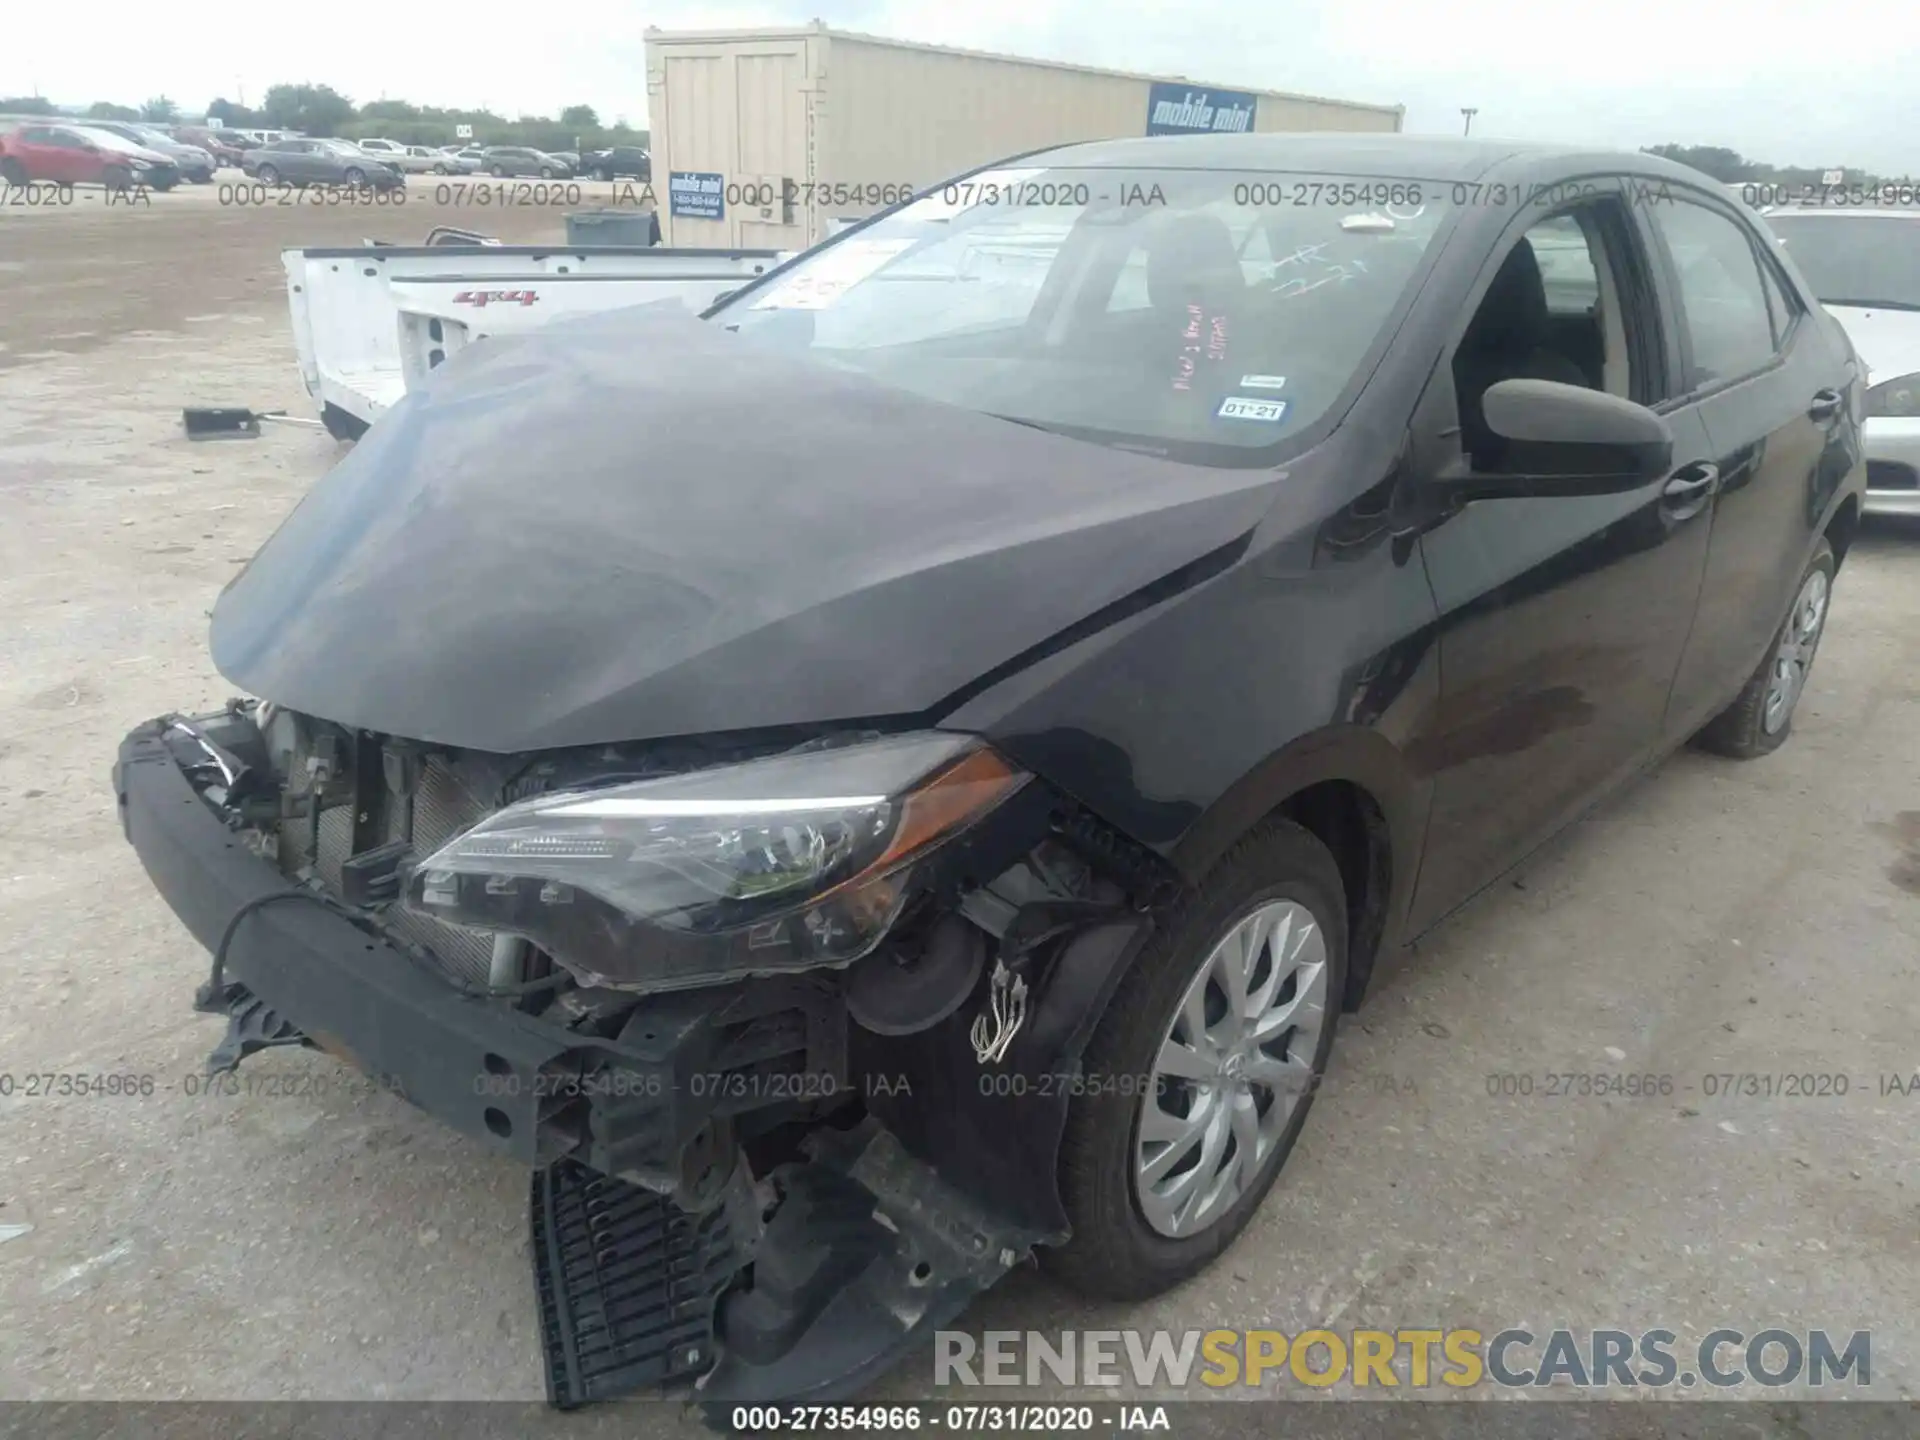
top-left (2, 180), bottom-right (1917, 1425)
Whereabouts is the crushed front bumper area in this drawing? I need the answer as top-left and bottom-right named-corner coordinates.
top-left (111, 717), bottom-right (1055, 1407)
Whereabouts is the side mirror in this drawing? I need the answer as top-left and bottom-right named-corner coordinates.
top-left (1470, 379), bottom-right (1674, 496)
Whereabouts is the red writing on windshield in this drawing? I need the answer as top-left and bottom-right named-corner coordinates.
top-left (1172, 303), bottom-right (1230, 390)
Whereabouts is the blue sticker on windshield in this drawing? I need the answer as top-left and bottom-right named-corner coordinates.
top-left (1216, 396), bottom-right (1289, 423)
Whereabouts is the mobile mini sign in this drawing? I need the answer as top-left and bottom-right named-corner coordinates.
top-left (1146, 82), bottom-right (1259, 136)
top-left (669, 170), bottom-right (726, 221)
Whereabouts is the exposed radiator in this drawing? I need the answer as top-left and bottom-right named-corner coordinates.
top-left (306, 753), bottom-right (500, 985)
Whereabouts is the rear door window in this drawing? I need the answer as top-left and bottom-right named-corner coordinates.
top-left (1648, 200), bottom-right (1779, 390)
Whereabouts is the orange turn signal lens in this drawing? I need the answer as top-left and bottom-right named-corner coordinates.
top-left (828, 745), bottom-right (1026, 895)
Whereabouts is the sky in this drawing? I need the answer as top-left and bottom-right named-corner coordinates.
top-left (7, 0), bottom-right (1919, 174)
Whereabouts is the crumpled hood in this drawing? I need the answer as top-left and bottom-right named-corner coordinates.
top-left (211, 304), bottom-right (1279, 752)
top-left (1825, 304), bottom-right (1920, 386)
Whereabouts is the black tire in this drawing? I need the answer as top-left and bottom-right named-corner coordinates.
top-left (538, 165), bottom-right (555, 179)
top-left (102, 164), bottom-right (133, 191)
top-left (321, 402), bottom-right (369, 442)
top-left (489, 164), bottom-right (506, 178)
top-left (344, 166), bottom-right (366, 186)
top-left (150, 176), bottom-right (177, 192)
top-left (594, 166), bottom-right (612, 182)
top-left (0, 158), bottom-right (26, 185)
top-left (1694, 537), bottom-right (1836, 760)
top-left (434, 163), bottom-right (450, 174)
top-left (255, 163), bottom-right (279, 185)
top-left (1044, 819), bottom-right (1347, 1301)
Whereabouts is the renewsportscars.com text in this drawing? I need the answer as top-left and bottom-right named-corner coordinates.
top-left (934, 1327), bottom-right (1871, 1390)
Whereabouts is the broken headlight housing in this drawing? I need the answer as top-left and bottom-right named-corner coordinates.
top-left (405, 733), bottom-right (1026, 991)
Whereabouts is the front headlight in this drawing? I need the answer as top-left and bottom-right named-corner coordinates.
top-left (1866, 372), bottom-right (1920, 418)
top-left (406, 733), bottom-right (1026, 990)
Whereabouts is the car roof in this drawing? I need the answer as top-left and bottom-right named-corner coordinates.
top-left (1015, 133), bottom-right (1713, 187)
top-left (1760, 207), bottom-right (1920, 220)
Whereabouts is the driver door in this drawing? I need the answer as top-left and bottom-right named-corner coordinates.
top-left (1404, 186), bottom-right (1719, 931)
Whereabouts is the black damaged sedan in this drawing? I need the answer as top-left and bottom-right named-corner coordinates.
top-left (115, 135), bottom-right (1866, 1405)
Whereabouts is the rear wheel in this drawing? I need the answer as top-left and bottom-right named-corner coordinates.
top-left (1694, 538), bottom-right (1836, 760)
top-left (538, 165), bottom-right (556, 179)
top-left (594, 166), bottom-right (612, 182)
top-left (254, 163), bottom-right (279, 185)
top-left (489, 164), bottom-right (506, 178)
top-left (0, 157), bottom-right (26, 185)
top-left (1044, 820), bottom-right (1346, 1301)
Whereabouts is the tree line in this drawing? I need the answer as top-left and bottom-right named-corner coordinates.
top-left (1642, 144), bottom-right (1913, 187)
top-left (0, 101), bottom-right (1904, 182)
top-left (0, 89), bottom-right (647, 153)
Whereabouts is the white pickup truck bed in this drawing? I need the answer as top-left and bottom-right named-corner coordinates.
top-left (284, 242), bottom-right (792, 436)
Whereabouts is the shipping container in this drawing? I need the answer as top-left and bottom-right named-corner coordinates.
top-left (644, 24), bottom-right (1404, 248)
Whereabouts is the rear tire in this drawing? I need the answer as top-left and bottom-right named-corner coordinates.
top-left (538, 165), bottom-right (556, 179)
top-left (1694, 537), bottom-right (1836, 760)
top-left (489, 164), bottom-right (506, 178)
top-left (0, 158), bottom-right (26, 185)
top-left (1044, 820), bottom-right (1347, 1302)
top-left (255, 163), bottom-right (279, 185)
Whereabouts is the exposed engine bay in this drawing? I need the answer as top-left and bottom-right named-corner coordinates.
top-left (124, 698), bottom-right (1173, 1407)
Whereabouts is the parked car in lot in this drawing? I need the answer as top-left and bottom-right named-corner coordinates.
top-left (583, 144), bottom-right (649, 181)
top-left (240, 137), bottom-right (404, 189)
top-left (117, 135), bottom-right (1865, 1407)
top-left (547, 150), bottom-right (581, 172)
top-left (172, 125), bottom-right (247, 168)
top-left (0, 123), bottom-right (179, 190)
top-left (352, 138), bottom-right (435, 175)
top-left (1761, 207), bottom-right (1920, 515)
top-left (435, 146), bottom-right (486, 174)
top-left (80, 121), bottom-right (215, 182)
top-left (478, 145), bottom-right (571, 178)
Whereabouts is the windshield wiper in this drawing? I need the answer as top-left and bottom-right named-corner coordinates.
top-left (1822, 297), bottom-right (1920, 313)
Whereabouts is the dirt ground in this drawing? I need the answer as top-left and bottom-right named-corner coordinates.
top-left (1, 178), bottom-right (1918, 1430)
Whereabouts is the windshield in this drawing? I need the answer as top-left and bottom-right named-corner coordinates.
top-left (1764, 214), bottom-right (1920, 311)
top-left (77, 128), bottom-right (146, 155)
top-left (713, 165), bottom-right (1446, 456)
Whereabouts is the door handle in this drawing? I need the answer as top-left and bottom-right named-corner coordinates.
top-left (1807, 388), bottom-right (1844, 421)
top-left (1663, 463), bottom-right (1719, 502)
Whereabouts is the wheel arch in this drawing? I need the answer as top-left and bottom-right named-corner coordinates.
top-left (1825, 492), bottom-right (1861, 570)
top-left (1169, 726), bottom-right (1423, 1011)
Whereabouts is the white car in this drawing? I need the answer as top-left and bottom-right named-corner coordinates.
top-left (1763, 207), bottom-right (1920, 516)
top-left (353, 138), bottom-right (439, 174)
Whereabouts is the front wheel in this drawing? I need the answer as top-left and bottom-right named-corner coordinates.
top-left (489, 164), bottom-right (506, 178)
top-left (0, 157), bottom-right (26, 185)
top-left (594, 167), bottom-right (612, 182)
top-left (343, 166), bottom-right (366, 186)
top-left (1694, 537), bottom-right (1836, 759)
top-left (1044, 819), bottom-right (1346, 1301)
top-left (538, 165), bottom-right (556, 179)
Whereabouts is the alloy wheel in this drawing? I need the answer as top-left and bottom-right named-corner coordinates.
top-left (1134, 899), bottom-right (1329, 1239)
top-left (1763, 568), bottom-right (1830, 735)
